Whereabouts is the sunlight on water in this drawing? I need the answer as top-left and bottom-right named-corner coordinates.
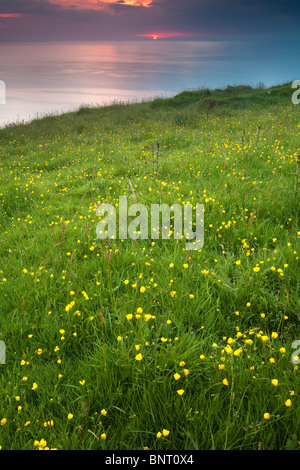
top-left (0, 40), bottom-right (298, 127)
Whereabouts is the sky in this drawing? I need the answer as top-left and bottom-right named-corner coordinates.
top-left (0, 0), bottom-right (300, 42)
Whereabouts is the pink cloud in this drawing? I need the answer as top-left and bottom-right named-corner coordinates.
top-left (0, 14), bottom-right (22, 18)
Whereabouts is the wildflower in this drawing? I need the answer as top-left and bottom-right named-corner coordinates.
top-left (161, 337), bottom-right (168, 342)
top-left (179, 361), bottom-right (185, 367)
top-left (235, 260), bottom-right (241, 265)
top-left (177, 389), bottom-right (185, 396)
top-left (173, 373), bottom-right (180, 381)
top-left (253, 266), bottom-right (260, 272)
top-left (0, 418), bottom-right (7, 426)
top-left (67, 413), bottom-right (73, 420)
top-left (162, 429), bottom-right (170, 437)
top-left (233, 348), bottom-right (242, 357)
top-left (285, 399), bottom-right (292, 407)
top-left (200, 355), bottom-right (205, 360)
top-left (126, 314), bottom-right (133, 320)
top-left (183, 369), bottom-right (189, 376)
top-left (135, 353), bottom-right (143, 361)
top-left (101, 433), bottom-right (107, 440)
top-left (31, 382), bottom-right (38, 390)
top-left (137, 307), bottom-right (143, 314)
top-left (117, 336), bottom-right (122, 342)
top-left (264, 413), bottom-right (270, 420)
top-left (34, 439), bottom-right (47, 449)
top-left (222, 378), bottom-right (229, 386)
top-left (79, 380), bottom-right (85, 386)
top-left (157, 432), bottom-right (162, 438)
top-left (140, 286), bottom-right (146, 293)
top-left (271, 332), bottom-right (278, 339)
top-left (170, 291), bottom-right (176, 297)
top-left (101, 409), bottom-right (107, 416)
top-left (271, 379), bottom-right (278, 387)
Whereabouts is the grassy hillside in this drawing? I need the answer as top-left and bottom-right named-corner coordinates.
top-left (0, 82), bottom-right (299, 450)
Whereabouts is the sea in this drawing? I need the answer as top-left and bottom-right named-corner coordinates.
top-left (0, 39), bottom-right (299, 128)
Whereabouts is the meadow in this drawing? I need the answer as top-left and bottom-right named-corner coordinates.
top-left (0, 82), bottom-right (299, 450)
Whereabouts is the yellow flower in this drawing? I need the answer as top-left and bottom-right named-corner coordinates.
top-left (183, 369), bottom-right (189, 376)
top-left (79, 380), bottom-right (85, 386)
top-left (140, 286), bottom-right (146, 293)
top-left (179, 361), bottom-right (185, 367)
top-left (173, 373), bottom-right (180, 381)
top-left (233, 348), bottom-right (242, 357)
top-left (135, 353), bottom-right (143, 361)
top-left (271, 379), bottom-right (278, 387)
top-left (177, 389), bottom-right (185, 396)
top-left (222, 378), bottom-right (229, 386)
top-left (253, 266), bottom-right (260, 272)
top-left (285, 399), bottom-right (292, 407)
top-left (162, 429), bottom-right (170, 437)
top-left (161, 337), bottom-right (168, 342)
top-left (126, 313), bottom-right (133, 320)
top-left (101, 433), bottom-right (107, 440)
top-left (264, 413), bottom-right (270, 420)
top-left (67, 413), bottom-right (73, 420)
top-left (31, 382), bottom-right (38, 390)
top-left (170, 291), bottom-right (176, 297)
top-left (137, 307), bottom-right (143, 314)
top-left (157, 432), bottom-right (162, 438)
top-left (117, 336), bottom-right (122, 342)
top-left (235, 260), bottom-right (241, 265)
top-left (0, 418), bottom-right (7, 426)
top-left (101, 409), bottom-right (107, 416)
top-left (271, 332), bottom-right (278, 339)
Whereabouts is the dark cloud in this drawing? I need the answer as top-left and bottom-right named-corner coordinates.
top-left (0, 0), bottom-right (299, 41)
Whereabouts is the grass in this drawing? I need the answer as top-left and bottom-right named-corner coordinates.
top-left (0, 82), bottom-right (300, 450)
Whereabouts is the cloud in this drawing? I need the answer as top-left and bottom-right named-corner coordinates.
top-left (0, 0), bottom-right (299, 41)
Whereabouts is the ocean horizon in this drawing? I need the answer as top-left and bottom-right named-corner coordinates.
top-left (0, 39), bottom-right (299, 128)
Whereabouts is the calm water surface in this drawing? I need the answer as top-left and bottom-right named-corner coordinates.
top-left (0, 40), bottom-right (299, 127)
